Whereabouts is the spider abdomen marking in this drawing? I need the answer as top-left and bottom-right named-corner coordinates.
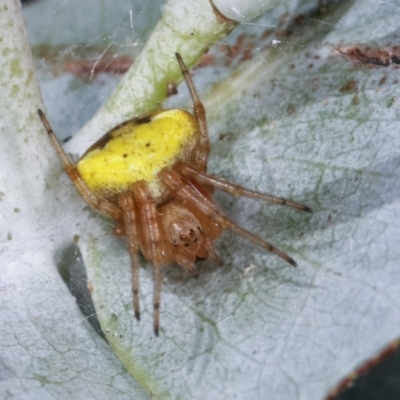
top-left (77, 109), bottom-right (198, 199)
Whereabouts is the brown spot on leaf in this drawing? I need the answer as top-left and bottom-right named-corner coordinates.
top-left (287, 104), bottom-right (296, 115)
top-left (337, 46), bottom-right (400, 67)
top-left (197, 54), bottom-right (216, 67)
top-left (64, 56), bottom-right (133, 79)
top-left (379, 75), bottom-right (387, 86)
top-left (340, 80), bottom-right (357, 93)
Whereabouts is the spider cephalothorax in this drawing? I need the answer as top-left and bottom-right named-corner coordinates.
top-left (38, 53), bottom-right (311, 335)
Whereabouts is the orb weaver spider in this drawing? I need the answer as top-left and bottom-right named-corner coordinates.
top-left (38, 53), bottom-right (311, 336)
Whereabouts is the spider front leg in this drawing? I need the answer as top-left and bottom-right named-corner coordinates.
top-left (38, 110), bottom-right (122, 220)
top-left (178, 164), bottom-right (312, 213)
top-left (118, 191), bottom-right (141, 321)
top-left (132, 181), bottom-right (168, 336)
top-left (175, 53), bottom-right (209, 171)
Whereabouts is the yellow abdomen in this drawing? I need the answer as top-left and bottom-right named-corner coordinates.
top-left (77, 109), bottom-right (197, 199)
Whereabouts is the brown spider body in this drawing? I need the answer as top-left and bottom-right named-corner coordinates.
top-left (38, 53), bottom-right (311, 336)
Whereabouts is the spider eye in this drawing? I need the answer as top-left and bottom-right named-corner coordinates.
top-left (180, 227), bottom-right (200, 244)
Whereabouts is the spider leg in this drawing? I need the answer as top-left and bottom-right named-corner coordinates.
top-left (178, 164), bottom-right (312, 213)
top-left (175, 254), bottom-right (199, 278)
top-left (225, 222), bottom-right (296, 266)
top-left (119, 191), bottom-right (140, 321)
top-left (205, 238), bottom-right (223, 266)
top-left (132, 181), bottom-right (166, 336)
top-left (159, 168), bottom-right (297, 267)
top-left (175, 53), bottom-right (209, 171)
top-left (38, 109), bottom-right (122, 221)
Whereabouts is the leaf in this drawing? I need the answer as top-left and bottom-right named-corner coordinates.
top-left (0, 1), bottom-right (148, 399)
top-left (12, 0), bottom-right (400, 399)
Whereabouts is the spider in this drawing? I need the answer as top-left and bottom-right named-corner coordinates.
top-left (38, 53), bottom-right (311, 336)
